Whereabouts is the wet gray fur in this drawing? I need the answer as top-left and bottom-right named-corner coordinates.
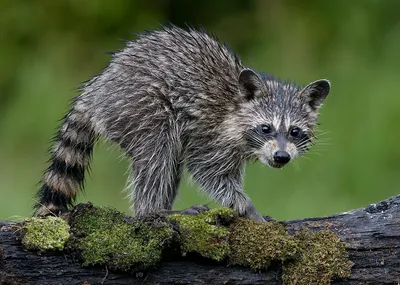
top-left (34, 26), bottom-right (330, 221)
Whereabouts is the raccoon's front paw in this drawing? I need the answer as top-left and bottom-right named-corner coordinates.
top-left (246, 211), bottom-right (267, 222)
top-left (243, 205), bottom-right (268, 222)
top-left (179, 204), bottom-right (210, 215)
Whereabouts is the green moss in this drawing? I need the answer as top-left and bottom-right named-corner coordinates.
top-left (21, 216), bottom-right (70, 251)
top-left (165, 207), bottom-right (352, 283)
top-left (19, 204), bottom-right (351, 282)
top-left (230, 218), bottom-right (299, 270)
top-left (69, 205), bottom-right (173, 271)
top-left (228, 216), bottom-right (352, 283)
top-left (167, 207), bottom-right (236, 261)
top-left (282, 229), bottom-right (353, 285)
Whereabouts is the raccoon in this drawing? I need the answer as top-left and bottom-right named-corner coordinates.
top-left (34, 26), bottom-right (330, 222)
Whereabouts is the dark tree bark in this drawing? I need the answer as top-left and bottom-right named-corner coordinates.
top-left (1, 195), bottom-right (399, 285)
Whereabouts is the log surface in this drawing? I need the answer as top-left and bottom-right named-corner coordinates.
top-left (1, 195), bottom-right (399, 285)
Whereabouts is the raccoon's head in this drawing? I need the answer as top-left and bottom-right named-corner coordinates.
top-left (237, 69), bottom-right (330, 168)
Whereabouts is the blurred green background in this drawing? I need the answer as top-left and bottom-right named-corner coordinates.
top-left (1, 0), bottom-right (399, 220)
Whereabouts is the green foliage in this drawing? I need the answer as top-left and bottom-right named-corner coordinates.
top-left (2, 1), bottom-right (400, 220)
top-left (21, 216), bottom-right (70, 251)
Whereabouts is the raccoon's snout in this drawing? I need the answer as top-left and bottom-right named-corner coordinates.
top-left (273, 150), bottom-right (291, 165)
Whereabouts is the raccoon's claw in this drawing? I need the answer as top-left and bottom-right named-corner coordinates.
top-left (245, 212), bottom-right (267, 222)
top-left (242, 205), bottom-right (269, 222)
top-left (179, 204), bottom-right (210, 215)
top-left (262, 215), bottom-right (276, 222)
top-left (158, 204), bottom-right (210, 217)
top-left (247, 214), bottom-right (276, 222)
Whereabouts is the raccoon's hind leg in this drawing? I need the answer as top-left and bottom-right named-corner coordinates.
top-left (34, 102), bottom-right (96, 216)
top-left (126, 123), bottom-right (184, 217)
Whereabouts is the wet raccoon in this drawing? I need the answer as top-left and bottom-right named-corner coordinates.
top-left (34, 26), bottom-right (330, 222)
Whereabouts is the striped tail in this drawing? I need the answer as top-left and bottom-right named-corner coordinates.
top-left (34, 105), bottom-right (95, 216)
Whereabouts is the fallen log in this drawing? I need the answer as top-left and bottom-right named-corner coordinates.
top-left (1, 195), bottom-right (399, 285)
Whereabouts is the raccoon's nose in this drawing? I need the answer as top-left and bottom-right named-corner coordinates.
top-left (273, 151), bottom-right (291, 164)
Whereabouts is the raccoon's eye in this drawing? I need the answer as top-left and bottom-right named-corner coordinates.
top-left (290, 127), bottom-right (301, 138)
top-left (261, 124), bottom-right (272, 134)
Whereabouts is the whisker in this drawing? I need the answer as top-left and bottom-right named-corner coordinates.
top-left (291, 161), bottom-right (301, 172)
top-left (301, 155), bottom-right (312, 161)
top-left (314, 130), bottom-right (330, 136)
top-left (306, 151), bottom-right (322, 157)
top-left (244, 131), bottom-right (265, 149)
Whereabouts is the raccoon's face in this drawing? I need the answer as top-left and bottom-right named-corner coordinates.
top-left (237, 69), bottom-right (330, 168)
top-left (244, 122), bottom-right (311, 168)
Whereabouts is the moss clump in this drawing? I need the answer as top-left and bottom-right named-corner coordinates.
top-left (69, 205), bottom-right (173, 271)
top-left (19, 203), bottom-right (351, 282)
top-left (168, 207), bottom-right (351, 283)
top-left (167, 208), bottom-right (236, 261)
top-left (21, 216), bottom-right (70, 251)
top-left (283, 229), bottom-right (353, 285)
top-left (230, 218), bottom-right (299, 270)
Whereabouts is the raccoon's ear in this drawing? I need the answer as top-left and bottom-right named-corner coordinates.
top-left (238, 69), bottom-right (267, 100)
top-left (300, 79), bottom-right (330, 109)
